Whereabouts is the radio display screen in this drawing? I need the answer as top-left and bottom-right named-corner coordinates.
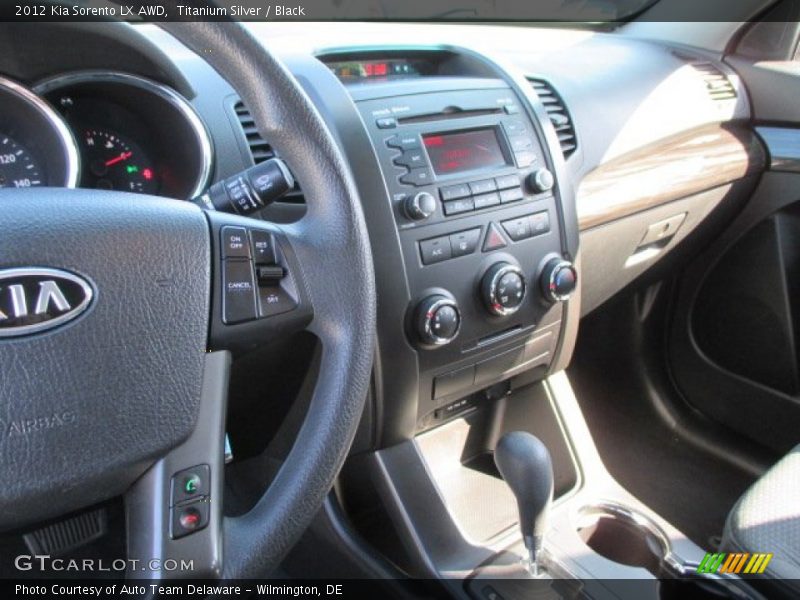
top-left (423, 128), bottom-right (507, 176)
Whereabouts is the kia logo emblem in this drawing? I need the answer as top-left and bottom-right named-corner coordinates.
top-left (0, 268), bottom-right (93, 337)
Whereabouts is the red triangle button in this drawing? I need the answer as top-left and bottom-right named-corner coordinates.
top-left (483, 222), bottom-right (508, 252)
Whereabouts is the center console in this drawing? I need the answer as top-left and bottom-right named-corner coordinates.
top-left (349, 70), bottom-right (577, 430)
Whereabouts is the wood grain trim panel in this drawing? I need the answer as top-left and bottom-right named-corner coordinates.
top-left (577, 124), bottom-right (766, 231)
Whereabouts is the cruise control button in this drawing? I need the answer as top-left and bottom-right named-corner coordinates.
top-left (394, 150), bottom-right (427, 168)
top-left (501, 216), bottom-right (532, 241)
top-left (473, 192), bottom-right (501, 210)
top-left (399, 167), bottom-right (433, 186)
top-left (258, 285), bottom-right (297, 318)
top-left (386, 134), bottom-right (421, 151)
top-left (442, 198), bottom-right (475, 216)
top-left (449, 229), bottom-right (481, 258)
top-left (483, 223), bottom-right (508, 251)
top-left (439, 183), bottom-right (471, 202)
top-left (250, 230), bottom-right (276, 265)
top-left (495, 174), bottom-right (520, 190)
top-left (420, 236), bottom-right (452, 265)
top-left (221, 226), bottom-right (251, 259)
top-left (222, 260), bottom-right (257, 324)
top-left (499, 187), bottom-right (524, 204)
top-left (469, 179), bottom-right (497, 195)
top-left (529, 211), bottom-right (551, 235)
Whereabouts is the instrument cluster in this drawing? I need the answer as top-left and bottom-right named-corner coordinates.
top-left (0, 71), bottom-right (212, 200)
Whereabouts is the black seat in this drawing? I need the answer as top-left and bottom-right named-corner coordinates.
top-left (721, 444), bottom-right (800, 598)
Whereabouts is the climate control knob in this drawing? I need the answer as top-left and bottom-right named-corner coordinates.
top-left (540, 258), bottom-right (577, 303)
top-left (416, 295), bottom-right (461, 345)
top-left (404, 192), bottom-right (437, 221)
top-left (482, 262), bottom-right (527, 316)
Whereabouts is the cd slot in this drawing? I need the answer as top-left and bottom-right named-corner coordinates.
top-left (398, 107), bottom-right (503, 125)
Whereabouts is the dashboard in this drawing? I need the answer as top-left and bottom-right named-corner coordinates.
top-left (0, 21), bottom-right (766, 445)
top-left (0, 68), bottom-right (211, 200)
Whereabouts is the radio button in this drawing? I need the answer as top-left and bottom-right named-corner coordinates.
top-left (473, 192), bottom-right (501, 210)
top-left (449, 229), bottom-right (481, 258)
top-left (376, 117), bottom-right (397, 129)
top-left (509, 136), bottom-right (534, 152)
top-left (386, 134), bottom-right (420, 151)
top-left (439, 183), bottom-right (471, 202)
top-left (394, 150), bottom-right (426, 168)
top-left (514, 151), bottom-right (537, 167)
top-left (499, 187), bottom-right (524, 204)
top-left (399, 167), bottom-right (433, 186)
top-left (443, 198), bottom-right (475, 216)
top-left (469, 179), bottom-right (497, 195)
top-left (529, 211), bottom-right (551, 235)
top-left (502, 216), bottom-right (532, 242)
top-left (420, 236), bottom-right (452, 265)
top-left (495, 174), bottom-right (520, 190)
top-left (503, 121), bottom-right (527, 136)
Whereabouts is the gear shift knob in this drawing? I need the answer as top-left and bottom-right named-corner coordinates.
top-left (494, 431), bottom-right (554, 576)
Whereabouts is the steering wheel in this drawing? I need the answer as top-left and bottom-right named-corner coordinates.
top-left (0, 21), bottom-right (376, 579)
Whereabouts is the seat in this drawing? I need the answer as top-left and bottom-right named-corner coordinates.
top-left (721, 444), bottom-right (800, 597)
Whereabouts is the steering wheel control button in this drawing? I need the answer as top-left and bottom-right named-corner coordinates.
top-left (250, 229), bottom-right (276, 265)
top-left (171, 464), bottom-right (210, 505)
top-left (222, 259), bottom-right (257, 324)
top-left (529, 211), bottom-right (551, 235)
top-left (483, 223), bottom-right (508, 252)
top-left (416, 295), bottom-right (461, 345)
top-left (221, 226), bottom-right (251, 259)
top-left (439, 183), bottom-right (471, 202)
top-left (171, 500), bottom-right (210, 539)
top-left (502, 216), bottom-right (532, 242)
top-left (449, 229), bottom-right (481, 258)
top-left (258, 285), bottom-right (296, 318)
top-left (419, 236), bottom-right (452, 265)
top-left (442, 198), bottom-right (475, 216)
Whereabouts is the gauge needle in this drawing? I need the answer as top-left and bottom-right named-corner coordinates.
top-left (105, 151), bottom-right (132, 167)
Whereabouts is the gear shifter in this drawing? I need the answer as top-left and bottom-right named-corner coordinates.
top-left (494, 431), bottom-right (554, 577)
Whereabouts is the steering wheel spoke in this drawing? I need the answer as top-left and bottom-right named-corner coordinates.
top-left (125, 351), bottom-right (230, 580)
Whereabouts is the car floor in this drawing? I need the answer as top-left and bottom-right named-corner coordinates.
top-left (566, 292), bottom-right (758, 549)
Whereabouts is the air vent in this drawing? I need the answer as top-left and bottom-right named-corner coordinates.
top-left (233, 100), bottom-right (304, 202)
top-left (691, 62), bottom-right (737, 101)
top-left (527, 78), bottom-right (577, 160)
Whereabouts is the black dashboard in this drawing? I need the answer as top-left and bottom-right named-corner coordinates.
top-left (0, 20), bottom-right (764, 446)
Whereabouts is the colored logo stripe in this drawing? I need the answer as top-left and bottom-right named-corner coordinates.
top-left (697, 552), bottom-right (773, 574)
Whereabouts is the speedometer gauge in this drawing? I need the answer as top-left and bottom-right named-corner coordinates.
top-left (81, 129), bottom-right (158, 194)
top-left (0, 135), bottom-right (44, 188)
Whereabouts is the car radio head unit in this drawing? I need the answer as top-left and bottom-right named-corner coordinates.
top-left (422, 128), bottom-right (509, 176)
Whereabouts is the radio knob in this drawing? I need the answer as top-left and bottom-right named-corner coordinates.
top-left (482, 262), bottom-right (527, 316)
top-left (528, 168), bottom-right (555, 193)
top-left (540, 258), bottom-right (577, 303)
top-left (404, 192), bottom-right (437, 221)
top-left (416, 295), bottom-right (461, 345)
